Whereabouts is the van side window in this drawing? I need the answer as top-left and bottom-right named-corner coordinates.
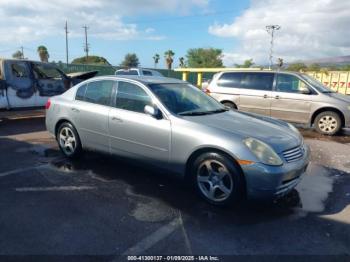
top-left (276, 74), bottom-right (309, 93)
top-left (75, 84), bottom-right (87, 101)
top-left (84, 80), bottom-right (114, 106)
top-left (217, 73), bottom-right (243, 88)
top-left (11, 63), bottom-right (29, 78)
top-left (241, 73), bottom-right (274, 91)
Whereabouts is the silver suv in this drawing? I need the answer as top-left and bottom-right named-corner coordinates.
top-left (207, 71), bottom-right (350, 135)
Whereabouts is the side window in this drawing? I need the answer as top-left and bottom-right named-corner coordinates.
top-left (84, 80), bottom-right (114, 106)
top-left (75, 84), bottom-right (87, 101)
top-left (33, 64), bottom-right (63, 80)
top-left (11, 62), bottom-right (29, 78)
top-left (142, 70), bottom-right (152, 76)
top-left (241, 73), bottom-right (274, 91)
top-left (116, 81), bottom-right (152, 113)
top-left (276, 74), bottom-right (309, 93)
top-left (217, 73), bottom-right (242, 88)
top-left (116, 70), bottom-right (139, 75)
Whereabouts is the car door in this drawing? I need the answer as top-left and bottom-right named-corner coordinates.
top-left (72, 80), bottom-right (114, 152)
top-left (3, 60), bottom-right (35, 108)
top-left (32, 63), bottom-right (68, 106)
top-left (109, 80), bottom-right (171, 163)
top-left (270, 73), bottom-right (312, 123)
top-left (238, 72), bottom-right (274, 116)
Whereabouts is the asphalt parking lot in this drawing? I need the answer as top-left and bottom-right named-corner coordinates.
top-left (0, 117), bottom-right (349, 260)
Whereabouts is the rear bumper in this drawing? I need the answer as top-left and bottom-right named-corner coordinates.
top-left (242, 144), bottom-right (310, 200)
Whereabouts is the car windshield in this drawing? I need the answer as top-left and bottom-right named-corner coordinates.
top-left (148, 83), bottom-right (227, 115)
top-left (300, 74), bottom-right (335, 93)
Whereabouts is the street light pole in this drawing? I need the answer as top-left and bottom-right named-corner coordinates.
top-left (64, 21), bottom-right (69, 65)
top-left (266, 25), bottom-right (280, 69)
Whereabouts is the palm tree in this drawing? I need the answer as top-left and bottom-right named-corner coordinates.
top-left (153, 54), bottom-right (160, 68)
top-left (164, 50), bottom-right (175, 70)
top-left (37, 45), bottom-right (49, 62)
top-left (179, 57), bottom-right (185, 68)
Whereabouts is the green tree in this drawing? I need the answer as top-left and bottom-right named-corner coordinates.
top-left (71, 56), bottom-right (111, 65)
top-left (37, 45), bottom-right (49, 62)
top-left (164, 50), bottom-right (175, 70)
top-left (235, 59), bottom-right (254, 68)
top-left (12, 50), bottom-right (23, 59)
top-left (286, 62), bottom-right (308, 72)
top-left (307, 63), bottom-right (321, 71)
top-left (186, 48), bottom-right (223, 68)
top-left (120, 53), bottom-right (140, 68)
top-left (153, 54), bottom-right (160, 68)
top-left (340, 64), bottom-right (350, 71)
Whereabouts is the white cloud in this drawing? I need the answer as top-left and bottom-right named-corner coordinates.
top-left (0, 0), bottom-right (208, 44)
top-left (209, 0), bottom-right (350, 65)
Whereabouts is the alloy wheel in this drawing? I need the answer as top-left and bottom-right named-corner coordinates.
top-left (318, 115), bottom-right (338, 134)
top-left (59, 127), bottom-right (77, 156)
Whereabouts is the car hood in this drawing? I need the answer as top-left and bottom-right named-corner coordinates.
top-left (326, 92), bottom-right (350, 103)
top-left (183, 110), bottom-right (302, 153)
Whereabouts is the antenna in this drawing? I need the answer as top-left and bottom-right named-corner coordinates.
top-left (64, 21), bottom-right (69, 64)
top-left (266, 25), bottom-right (281, 69)
top-left (82, 25), bottom-right (90, 59)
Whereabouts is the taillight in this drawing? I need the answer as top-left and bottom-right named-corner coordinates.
top-left (45, 99), bottom-right (51, 110)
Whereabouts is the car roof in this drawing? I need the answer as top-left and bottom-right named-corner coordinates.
top-left (89, 75), bottom-right (186, 85)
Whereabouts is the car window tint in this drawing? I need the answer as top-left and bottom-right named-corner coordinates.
top-left (33, 64), bottom-right (62, 79)
top-left (11, 63), bottom-right (29, 78)
top-left (84, 80), bottom-right (114, 106)
top-left (217, 73), bottom-right (242, 88)
top-left (116, 81), bottom-right (152, 113)
top-left (276, 74), bottom-right (309, 93)
top-left (241, 73), bottom-right (274, 91)
top-left (116, 70), bottom-right (139, 75)
top-left (142, 70), bottom-right (152, 76)
top-left (75, 84), bottom-right (87, 101)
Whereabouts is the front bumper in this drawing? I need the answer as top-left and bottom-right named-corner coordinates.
top-left (242, 144), bottom-right (310, 200)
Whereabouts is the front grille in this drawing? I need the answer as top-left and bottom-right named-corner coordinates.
top-left (282, 145), bottom-right (304, 162)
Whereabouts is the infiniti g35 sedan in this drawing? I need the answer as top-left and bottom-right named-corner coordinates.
top-left (46, 76), bottom-right (310, 205)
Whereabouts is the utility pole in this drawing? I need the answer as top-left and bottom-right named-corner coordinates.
top-left (266, 25), bottom-right (281, 69)
top-left (64, 21), bottom-right (69, 64)
top-left (82, 25), bottom-right (89, 59)
top-left (20, 46), bottom-right (24, 59)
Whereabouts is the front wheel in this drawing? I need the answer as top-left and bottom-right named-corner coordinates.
top-left (191, 152), bottom-right (244, 206)
top-left (57, 122), bottom-right (82, 158)
top-left (314, 111), bottom-right (342, 135)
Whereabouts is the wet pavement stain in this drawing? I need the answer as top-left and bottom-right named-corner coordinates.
top-left (299, 127), bottom-right (350, 144)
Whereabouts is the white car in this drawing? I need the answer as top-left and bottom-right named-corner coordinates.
top-left (115, 68), bottom-right (163, 77)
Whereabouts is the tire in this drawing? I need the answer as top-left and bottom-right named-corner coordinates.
top-left (191, 152), bottom-right (244, 206)
top-left (314, 111), bottom-right (342, 135)
top-left (56, 122), bottom-right (82, 158)
top-left (222, 102), bottom-right (236, 110)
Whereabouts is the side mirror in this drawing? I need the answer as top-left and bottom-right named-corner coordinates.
top-left (144, 105), bottom-right (162, 119)
top-left (299, 89), bottom-right (311, 95)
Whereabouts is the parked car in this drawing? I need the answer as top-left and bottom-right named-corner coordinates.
top-left (46, 76), bottom-right (310, 205)
top-left (0, 59), bottom-right (98, 110)
top-left (206, 70), bottom-right (350, 135)
top-left (115, 68), bottom-right (163, 77)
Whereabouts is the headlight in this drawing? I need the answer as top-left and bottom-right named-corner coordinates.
top-left (243, 137), bottom-right (283, 166)
top-left (287, 123), bottom-right (299, 134)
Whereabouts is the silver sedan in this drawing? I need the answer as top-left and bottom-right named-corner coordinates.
top-left (46, 76), bottom-right (310, 205)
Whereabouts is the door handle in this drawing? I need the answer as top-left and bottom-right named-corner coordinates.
top-left (263, 94), bottom-right (268, 98)
top-left (71, 107), bottom-right (79, 112)
top-left (275, 95), bottom-right (280, 99)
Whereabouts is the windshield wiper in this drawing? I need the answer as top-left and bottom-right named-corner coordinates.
top-left (178, 108), bottom-right (228, 116)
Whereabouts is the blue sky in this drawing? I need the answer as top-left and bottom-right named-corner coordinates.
top-left (0, 0), bottom-right (349, 68)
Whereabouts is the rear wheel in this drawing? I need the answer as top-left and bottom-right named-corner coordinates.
top-left (314, 111), bottom-right (341, 135)
top-left (57, 122), bottom-right (82, 158)
top-left (191, 152), bottom-right (244, 206)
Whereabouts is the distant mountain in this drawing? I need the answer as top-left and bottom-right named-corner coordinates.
top-left (302, 55), bottom-right (350, 66)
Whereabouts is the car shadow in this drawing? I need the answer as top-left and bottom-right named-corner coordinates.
top-left (49, 151), bottom-right (350, 226)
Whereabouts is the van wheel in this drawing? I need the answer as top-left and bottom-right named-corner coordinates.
top-left (57, 122), bottom-right (82, 158)
top-left (191, 152), bottom-right (243, 206)
top-left (222, 102), bottom-right (237, 110)
top-left (314, 111), bottom-right (341, 135)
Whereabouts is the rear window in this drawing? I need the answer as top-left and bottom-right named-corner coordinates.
top-left (116, 70), bottom-right (138, 76)
top-left (75, 84), bottom-right (87, 101)
top-left (217, 73), bottom-right (243, 88)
